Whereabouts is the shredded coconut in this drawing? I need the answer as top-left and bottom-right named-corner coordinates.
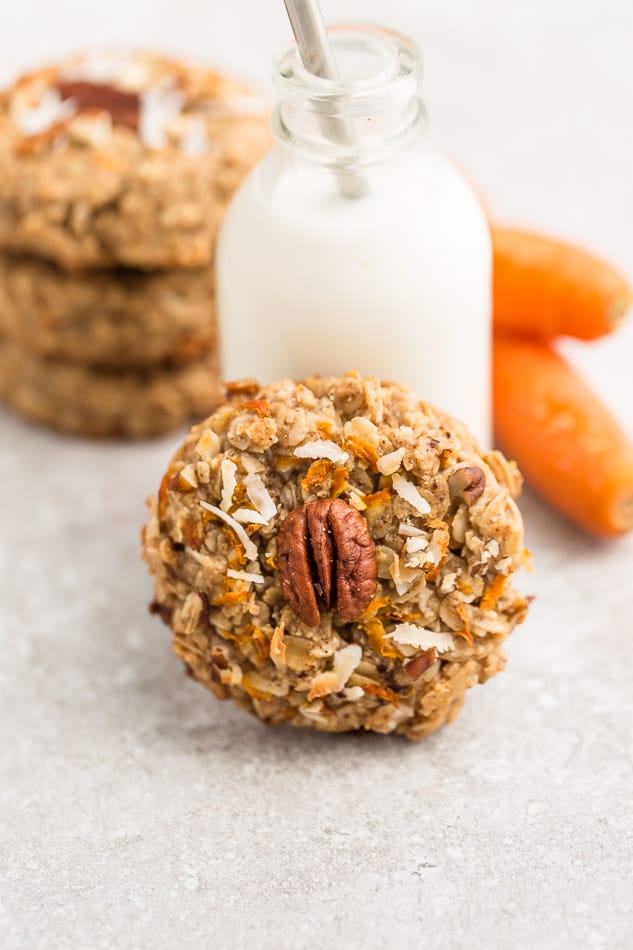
top-left (244, 473), bottom-right (276, 523)
top-left (497, 557), bottom-right (512, 573)
top-left (220, 459), bottom-right (238, 512)
top-left (392, 473), bottom-right (431, 516)
top-left (404, 536), bottom-right (429, 554)
top-left (377, 447), bottom-right (405, 476)
top-left (233, 508), bottom-right (267, 525)
top-left (389, 624), bottom-right (455, 653)
top-left (425, 532), bottom-right (447, 568)
top-left (140, 85), bottom-right (184, 148)
top-left (399, 523), bottom-right (425, 537)
top-left (293, 440), bottom-right (348, 464)
top-left (389, 552), bottom-right (420, 596)
top-left (227, 568), bottom-right (265, 585)
top-left (200, 501), bottom-right (258, 562)
top-left (307, 643), bottom-right (362, 700)
top-left (334, 643), bottom-right (362, 678)
top-left (342, 686), bottom-right (365, 702)
top-left (12, 88), bottom-right (76, 136)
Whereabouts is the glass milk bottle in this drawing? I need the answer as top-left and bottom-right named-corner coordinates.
top-left (217, 25), bottom-right (492, 445)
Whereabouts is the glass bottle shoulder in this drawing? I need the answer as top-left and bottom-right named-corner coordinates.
top-left (229, 142), bottom-right (489, 248)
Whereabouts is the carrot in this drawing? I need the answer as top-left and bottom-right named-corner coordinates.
top-left (493, 336), bottom-right (633, 537)
top-left (492, 228), bottom-right (632, 341)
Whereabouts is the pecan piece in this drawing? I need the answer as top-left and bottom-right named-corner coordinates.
top-left (404, 649), bottom-right (437, 681)
top-left (276, 507), bottom-right (318, 626)
top-left (277, 499), bottom-right (377, 627)
top-left (448, 466), bottom-right (486, 505)
top-left (57, 81), bottom-right (140, 129)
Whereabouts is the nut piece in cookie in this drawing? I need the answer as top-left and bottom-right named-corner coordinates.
top-left (448, 466), bottom-right (486, 505)
top-left (56, 80), bottom-right (140, 129)
top-left (142, 371), bottom-right (531, 740)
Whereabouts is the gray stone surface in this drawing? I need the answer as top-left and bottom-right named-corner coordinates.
top-left (1, 2), bottom-right (633, 948)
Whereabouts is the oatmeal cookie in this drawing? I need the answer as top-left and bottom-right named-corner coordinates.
top-left (0, 52), bottom-right (271, 270)
top-left (0, 254), bottom-right (216, 368)
top-left (0, 338), bottom-right (221, 437)
top-left (143, 372), bottom-right (530, 740)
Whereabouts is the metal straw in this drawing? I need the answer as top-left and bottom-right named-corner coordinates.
top-left (282, 0), bottom-right (369, 197)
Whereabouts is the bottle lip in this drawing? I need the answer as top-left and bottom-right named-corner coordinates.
top-left (271, 23), bottom-right (426, 170)
top-left (273, 23), bottom-right (423, 105)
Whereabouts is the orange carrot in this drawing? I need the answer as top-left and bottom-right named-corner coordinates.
top-left (493, 336), bottom-right (633, 537)
top-left (492, 228), bottom-right (632, 341)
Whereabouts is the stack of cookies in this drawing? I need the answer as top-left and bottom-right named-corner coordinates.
top-left (0, 53), bottom-right (271, 437)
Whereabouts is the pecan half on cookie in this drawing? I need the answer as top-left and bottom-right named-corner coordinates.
top-left (277, 499), bottom-right (377, 626)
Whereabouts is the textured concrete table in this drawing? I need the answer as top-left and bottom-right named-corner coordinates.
top-left (1, 2), bottom-right (633, 948)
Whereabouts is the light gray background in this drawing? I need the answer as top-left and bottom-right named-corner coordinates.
top-left (1, 2), bottom-right (632, 948)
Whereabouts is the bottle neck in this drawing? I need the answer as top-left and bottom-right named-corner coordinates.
top-left (271, 25), bottom-right (427, 171)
